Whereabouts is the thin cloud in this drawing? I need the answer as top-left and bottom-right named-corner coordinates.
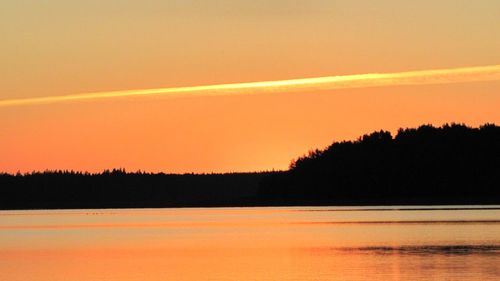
top-left (1, 64), bottom-right (499, 108)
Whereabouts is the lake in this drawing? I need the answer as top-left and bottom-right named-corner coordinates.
top-left (1, 206), bottom-right (499, 280)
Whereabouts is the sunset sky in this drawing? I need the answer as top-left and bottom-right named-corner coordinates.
top-left (1, 1), bottom-right (499, 173)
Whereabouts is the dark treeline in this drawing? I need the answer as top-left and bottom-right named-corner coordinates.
top-left (258, 123), bottom-right (500, 205)
top-left (1, 123), bottom-right (499, 209)
top-left (0, 171), bottom-right (268, 209)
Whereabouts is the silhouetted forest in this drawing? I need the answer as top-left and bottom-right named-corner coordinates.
top-left (0, 171), bottom-right (267, 209)
top-left (258, 123), bottom-right (500, 205)
top-left (1, 123), bottom-right (499, 209)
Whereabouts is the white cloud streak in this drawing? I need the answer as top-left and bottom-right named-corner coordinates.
top-left (1, 64), bottom-right (499, 108)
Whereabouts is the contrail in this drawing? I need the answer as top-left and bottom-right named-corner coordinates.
top-left (1, 64), bottom-right (500, 107)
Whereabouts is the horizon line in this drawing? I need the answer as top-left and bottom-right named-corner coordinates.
top-left (1, 122), bottom-right (497, 175)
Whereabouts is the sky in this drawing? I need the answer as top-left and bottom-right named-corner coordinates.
top-left (1, 0), bottom-right (499, 173)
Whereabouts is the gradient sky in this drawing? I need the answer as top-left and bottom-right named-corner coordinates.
top-left (1, 1), bottom-right (500, 173)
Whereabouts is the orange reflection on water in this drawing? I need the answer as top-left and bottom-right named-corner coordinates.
top-left (0, 207), bottom-right (499, 281)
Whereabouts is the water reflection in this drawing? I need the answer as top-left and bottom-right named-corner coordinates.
top-left (335, 244), bottom-right (500, 256)
top-left (0, 206), bottom-right (499, 281)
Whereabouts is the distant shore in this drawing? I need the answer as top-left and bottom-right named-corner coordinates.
top-left (1, 123), bottom-right (499, 210)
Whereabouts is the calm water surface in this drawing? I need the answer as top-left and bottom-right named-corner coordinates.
top-left (1, 206), bottom-right (499, 280)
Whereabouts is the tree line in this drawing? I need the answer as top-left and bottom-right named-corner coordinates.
top-left (0, 123), bottom-right (498, 209)
top-left (258, 123), bottom-right (500, 205)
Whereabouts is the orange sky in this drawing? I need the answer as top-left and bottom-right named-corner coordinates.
top-left (1, 1), bottom-right (499, 173)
